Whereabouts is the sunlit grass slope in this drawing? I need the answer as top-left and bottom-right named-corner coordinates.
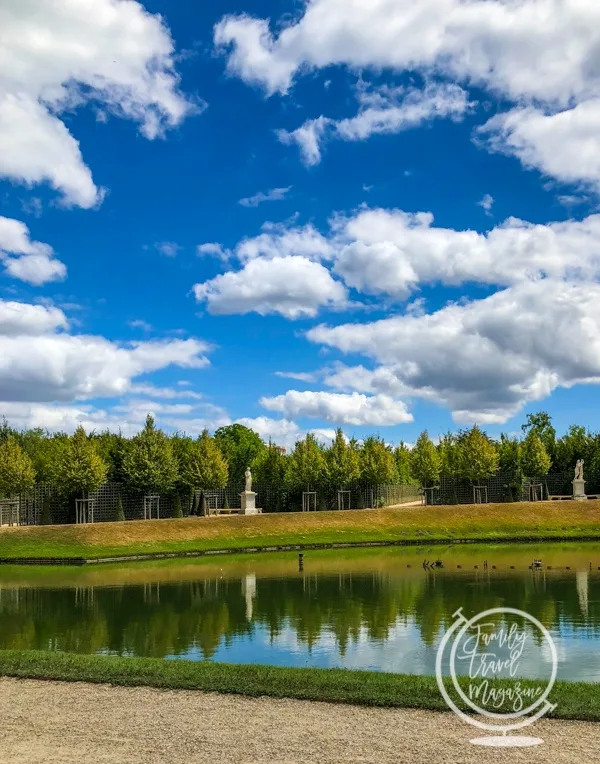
top-left (0, 502), bottom-right (599, 561)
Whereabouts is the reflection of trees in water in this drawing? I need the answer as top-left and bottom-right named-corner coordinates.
top-left (0, 570), bottom-right (598, 660)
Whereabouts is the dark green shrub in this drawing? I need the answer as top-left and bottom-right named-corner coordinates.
top-left (115, 496), bottom-right (125, 522)
top-left (173, 494), bottom-right (183, 518)
top-left (39, 498), bottom-right (52, 525)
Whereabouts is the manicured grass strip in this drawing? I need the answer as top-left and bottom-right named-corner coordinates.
top-left (0, 651), bottom-right (598, 722)
top-left (1, 502), bottom-right (600, 562)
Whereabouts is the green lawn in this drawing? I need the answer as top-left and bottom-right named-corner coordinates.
top-left (1, 502), bottom-right (600, 562)
top-left (0, 650), bottom-right (597, 722)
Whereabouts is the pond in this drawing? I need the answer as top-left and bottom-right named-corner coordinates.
top-left (0, 542), bottom-right (599, 680)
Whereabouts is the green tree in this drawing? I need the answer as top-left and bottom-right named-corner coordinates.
top-left (90, 430), bottom-right (127, 482)
top-left (498, 434), bottom-right (523, 500)
top-left (521, 431), bottom-right (551, 478)
top-left (327, 429), bottom-right (360, 486)
top-left (51, 426), bottom-right (108, 497)
top-left (253, 440), bottom-right (287, 485)
top-left (214, 424), bottom-right (265, 483)
top-left (393, 442), bottom-right (413, 484)
top-left (18, 429), bottom-right (68, 483)
top-left (0, 436), bottom-right (36, 499)
top-left (178, 430), bottom-right (228, 490)
top-left (360, 436), bottom-right (396, 508)
top-left (360, 436), bottom-right (396, 485)
top-left (122, 415), bottom-right (178, 494)
top-left (456, 425), bottom-right (499, 484)
top-left (554, 425), bottom-right (592, 473)
top-left (286, 434), bottom-right (326, 490)
top-left (498, 434), bottom-right (522, 477)
top-left (438, 432), bottom-right (461, 478)
top-left (521, 411), bottom-right (556, 467)
top-left (411, 431), bottom-right (441, 488)
top-left (0, 417), bottom-right (17, 443)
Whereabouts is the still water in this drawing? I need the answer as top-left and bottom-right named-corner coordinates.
top-left (0, 544), bottom-right (599, 680)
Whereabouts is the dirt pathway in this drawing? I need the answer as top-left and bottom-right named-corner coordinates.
top-left (0, 678), bottom-right (597, 763)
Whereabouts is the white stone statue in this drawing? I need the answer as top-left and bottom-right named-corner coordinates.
top-left (245, 467), bottom-right (252, 492)
top-left (575, 459), bottom-right (584, 480)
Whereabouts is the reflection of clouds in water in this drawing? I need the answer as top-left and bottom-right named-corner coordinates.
top-left (266, 618), bottom-right (435, 674)
top-left (206, 617), bottom-right (600, 682)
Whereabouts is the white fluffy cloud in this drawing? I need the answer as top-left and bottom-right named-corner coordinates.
top-left (1, 0), bottom-right (193, 207)
top-left (236, 416), bottom-right (339, 450)
top-left (0, 216), bottom-right (66, 285)
top-left (478, 100), bottom-right (600, 191)
top-left (0, 300), bottom-right (68, 336)
top-left (0, 300), bottom-right (211, 404)
top-left (193, 255), bottom-right (347, 319)
top-left (261, 390), bottom-right (413, 426)
top-left (216, 1), bottom-right (600, 187)
top-left (214, 208), bottom-right (600, 302)
top-left (279, 82), bottom-right (469, 166)
top-left (308, 280), bottom-right (600, 423)
top-left (0, 398), bottom-right (230, 437)
top-left (215, 1), bottom-right (600, 104)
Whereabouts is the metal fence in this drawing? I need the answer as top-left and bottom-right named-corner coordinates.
top-left (3, 469), bottom-right (591, 525)
top-left (423, 470), bottom-right (588, 505)
top-left (0, 481), bottom-right (422, 526)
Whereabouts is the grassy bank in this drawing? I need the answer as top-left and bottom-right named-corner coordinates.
top-left (0, 650), bottom-right (597, 722)
top-left (1, 502), bottom-right (600, 562)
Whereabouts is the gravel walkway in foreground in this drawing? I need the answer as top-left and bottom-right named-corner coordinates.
top-left (0, 678), bottom-right (598, 764)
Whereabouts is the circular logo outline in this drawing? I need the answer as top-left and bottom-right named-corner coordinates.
top-left (435, 607), bottom-right (558, 733)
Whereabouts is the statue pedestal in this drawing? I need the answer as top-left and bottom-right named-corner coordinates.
top-left (573, 479), bottom-right (587, 501)
top-left (240, 491), bottom-right (261, 515)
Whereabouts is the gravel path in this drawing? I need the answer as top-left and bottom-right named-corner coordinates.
top-left (0, 678), bottom-right (597, 763)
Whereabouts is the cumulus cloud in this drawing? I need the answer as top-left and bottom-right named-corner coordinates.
top-left (239, 186), bottom-right (292, 207)
top-left (333, 208), bottom-right (600, 298)
top-left (260, 390), bottom-right (413, 426)
top-left (213, 208), bottom-right (600, 303)
top-left (478, 100), bottom-right (600, 191)
top-left (0, 299), bottom-right (212, 404)
top-left (0, 216), bottom-right (66, 285)
top-left (192, 222), bottom-right (344, 318)
top-left (1, 0), bottom-right (194, 207)
top-left (0, 300), bottom-right (68, 336)
top-left (235, 222), bottom-right (333, 262)
top-left (214, 1), bottom-right (600, 104)
top-left (279, 82), bottom-right (470, 166)
top-left (0, 398), bottom-right (229, 437)
top-left (236, 416), bottom-right (340, 450)
top-left (193, 256), bottom-right (347, 319)
top-left (307, 280), bottom-right (600, 423)
top-left (216, 1), bottom-right (600, 186)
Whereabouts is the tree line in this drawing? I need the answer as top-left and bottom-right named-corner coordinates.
top-left (0, 410), bottom-right (591, 507)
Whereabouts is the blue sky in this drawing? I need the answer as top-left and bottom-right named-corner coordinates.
top-left (1, 0), bottom-right (600, 447)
